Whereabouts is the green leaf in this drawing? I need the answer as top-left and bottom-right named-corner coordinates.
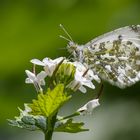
top-left (8, 119), bottom-right (20, 127)
top-left (55, 119), bottom-right (89, 133)
top-left (35, 116), bottom-right (46, 131)
top-left (22, 116), bottom-right (36, 125)
top-left (8, 115), bottom-right (47, 131)
top-left (8, 104), bottom-right (47, 132)
top-left (29, 84), bottom-right (71, 117)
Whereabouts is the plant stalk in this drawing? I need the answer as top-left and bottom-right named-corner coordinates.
top-left (58, 112), bottom-right (80, 121)
top-left (45, 130), bottom-right (53, 140)
top-left (44, 113), bottom-right (57, 140)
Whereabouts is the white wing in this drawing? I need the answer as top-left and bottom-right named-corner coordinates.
top-left (86, 25), bottom-right (140, 48)
top-left (82, 25), bottom-right (140, 88)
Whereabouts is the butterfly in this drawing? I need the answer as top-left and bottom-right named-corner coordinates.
top-left (60, 24), bottom-right (140, 88)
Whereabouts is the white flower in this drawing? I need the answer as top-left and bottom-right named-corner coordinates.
top-left (73, 62), bottom-right (101, 83)
top-left (67, 71), bottom-right (95, 93)
top-left (77, 99), bottom-right (100, 115)
top-left (30, 57), bottom-right (64, 76)
top-left (67, 62), bottom-right (98, 93)
top-left (25, 70), bottom-right (47, 92)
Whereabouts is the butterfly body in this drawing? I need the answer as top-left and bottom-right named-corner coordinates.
top-left (67, 25), bottom-right (140, 88)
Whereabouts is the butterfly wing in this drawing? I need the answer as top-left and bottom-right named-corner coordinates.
top-left (83, 25), bottom-right (140, 88)
top-left (86, 25), bottom-right (140, 47)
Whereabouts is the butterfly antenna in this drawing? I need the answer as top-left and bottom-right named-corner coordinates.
top-left (59, 24), bottom-right (74, 42)
top-left (59, 35), bottom-right (71, 42)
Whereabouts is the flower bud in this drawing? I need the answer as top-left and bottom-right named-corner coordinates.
top-left (55, 61), bottom-right (76, 86)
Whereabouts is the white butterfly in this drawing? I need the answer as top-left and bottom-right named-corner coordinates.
top-left (60, 25), bottom-right (140, 88)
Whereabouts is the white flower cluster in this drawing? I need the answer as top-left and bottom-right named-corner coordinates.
top-left (25, 57), bottom-right (64, 92)
top-left (25, 57), bottom-right (101, 93)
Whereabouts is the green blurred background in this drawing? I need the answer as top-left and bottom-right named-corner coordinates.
top-left (0, 0), bottom-right (140, 140)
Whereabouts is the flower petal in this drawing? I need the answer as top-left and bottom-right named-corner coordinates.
top-left (52, 57), bottom-right (64, 64)
top-left (40, 79), bottom-right (46, 86)
top-left (86, 99), bottom-right (100, 112)
top-left (82, 80), bottom-right (95, 89)
top-left (25, 78), bottom-right (33, 83)
top-left (43, 57), bottom-right (53, 66)
top-left (77, 99), bottom-right (100, 115)
top-left (25, 70), bottom-right (36, 81)
top-left (36, 71), bottom-right (47, 80)
top-left (44, 65), bottom-right (55, 76)
top-left (30, 59), bottom-right (45, 66)
top-left (79, 86), bottom-right (87, 93)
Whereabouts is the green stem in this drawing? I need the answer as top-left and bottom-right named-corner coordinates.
top-left (45, 130), bottom-right (53, 140)
top-left (44, 113), bottom-right (57, 140)
top-left (58, 112), bottom-right (80, 121)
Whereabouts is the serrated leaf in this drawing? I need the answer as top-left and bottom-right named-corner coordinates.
top-left (35, 116), bottom-right (46, 131)
top-left (8, 119), bottom-right (20, 127)
top-left (17, 120), bottom-right (38, 131)
top-left (22, 116), bottom-right (36, 125)
top-left (55, 119), bottom-right (89, 133)
top-left (8, 118), bottom-right (39, 131)
top-left (29, 84), bottom-right (71, 117)
top-left (8, 115), bottom-right (47, 131)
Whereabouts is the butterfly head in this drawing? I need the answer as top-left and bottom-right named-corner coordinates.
top-left (67, 41), bottom-right (78, 53)
top-left (67, 41), bottom-right (84, 62)
top-left (59, 24), bottom-right (83, 61)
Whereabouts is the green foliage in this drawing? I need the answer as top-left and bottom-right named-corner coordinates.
top-left (29, 84), bottom-right (71, 117)
top-left (55, 119), bottom-right (89, 133)
top-left (8, 115), bottom-right (46, 131)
